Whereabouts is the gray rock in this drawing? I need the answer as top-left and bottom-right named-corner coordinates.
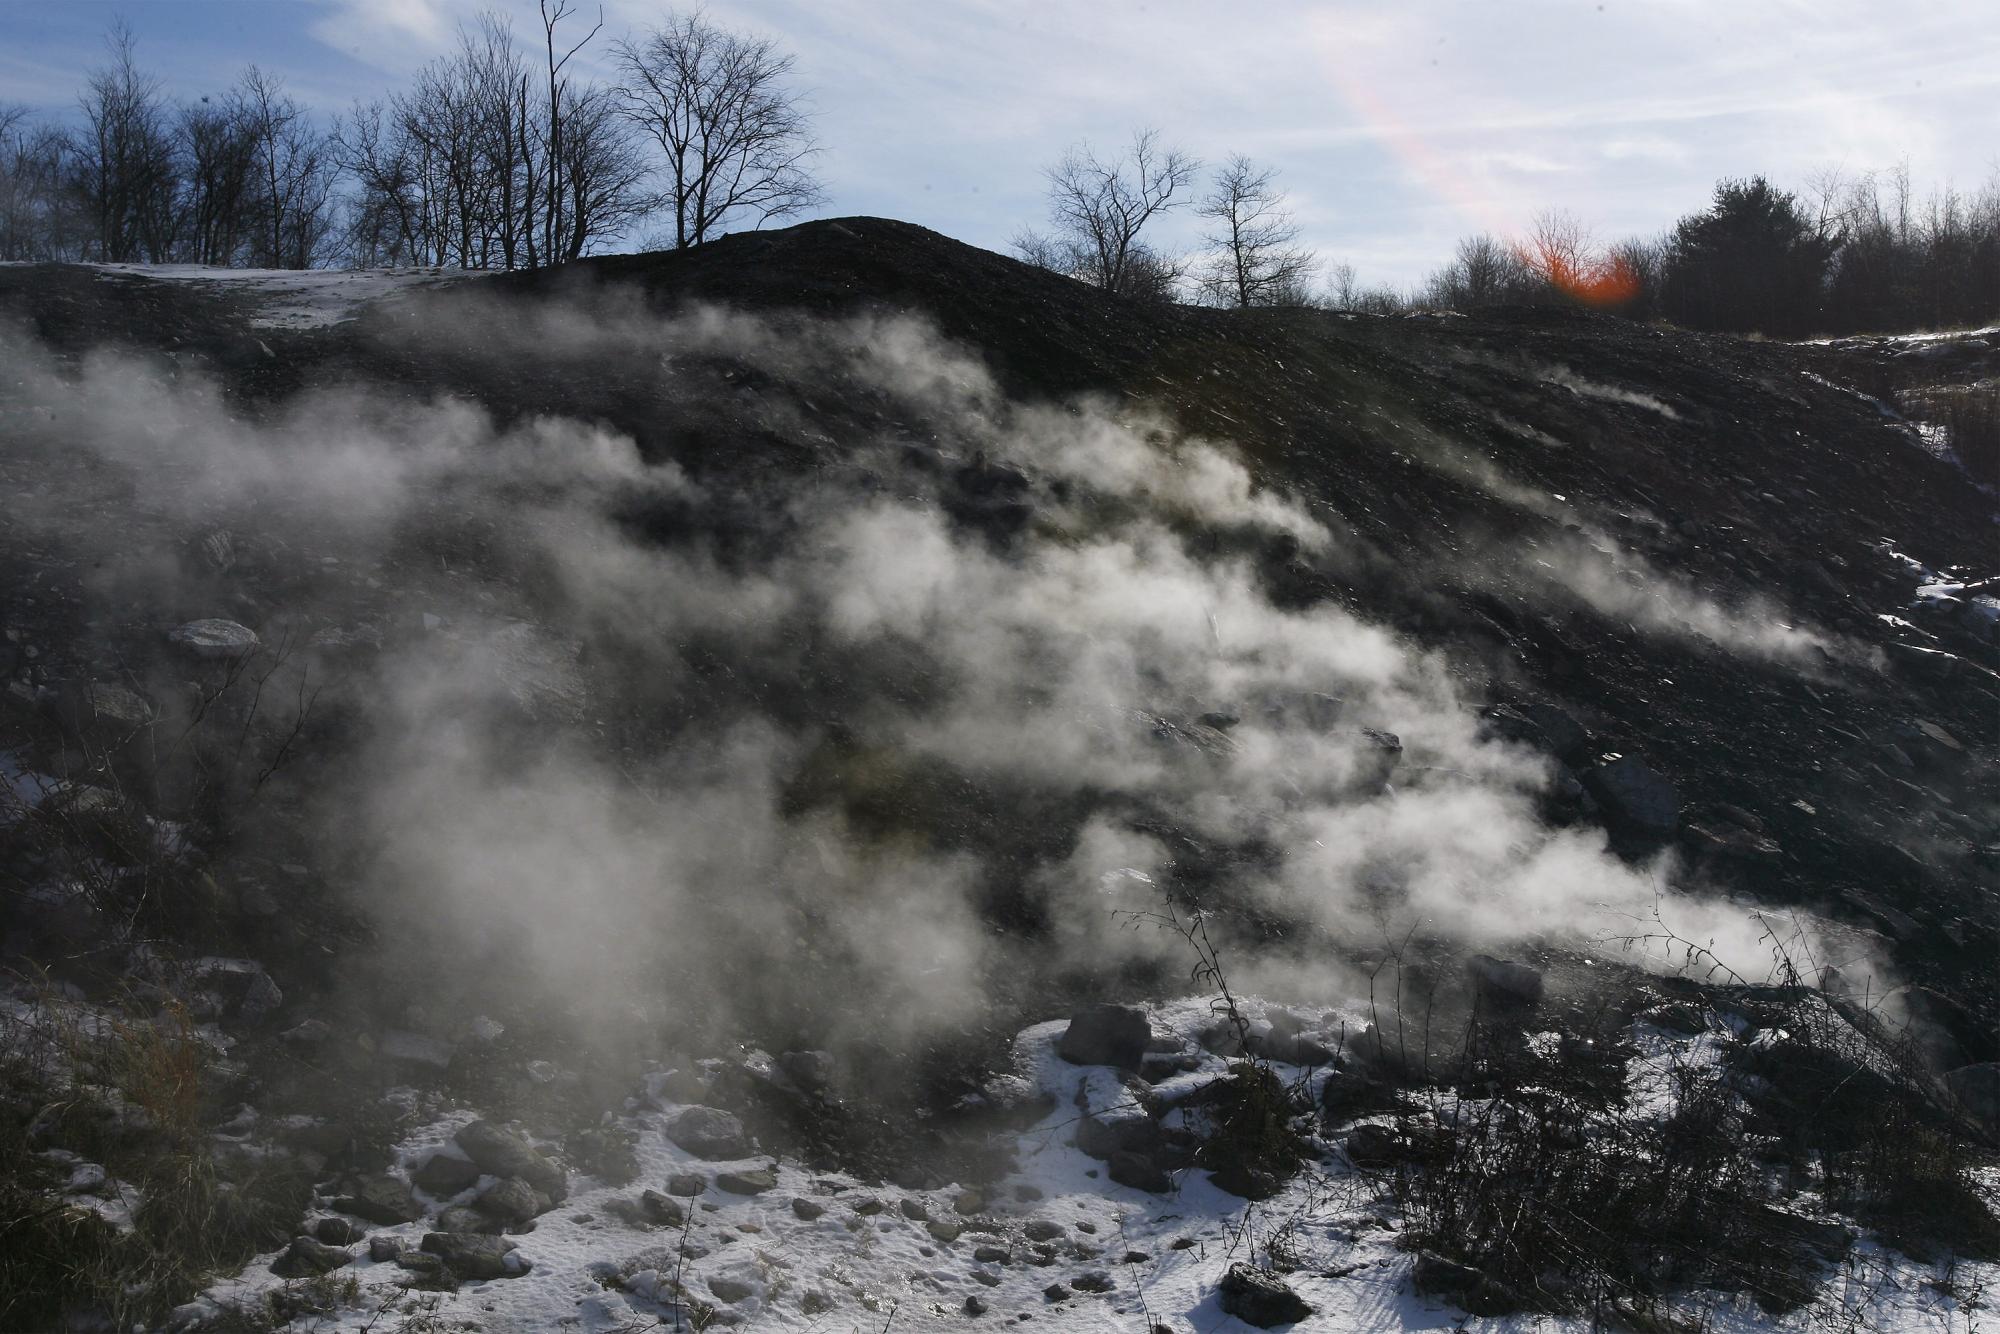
top-left (1218, 1262), bottom-right (1312, 1327)
top-left (666, 1105), bottom-right (748, 1160)
top-left (665, 1171), bottom-right (707, 1196)
top-left (412, 1151), bottom-right (481, 1197)
top-left (420, 1231), bottom-right (521, 1280)
top-left (639, 1189), bottom-right (684, 1224)
top-left (166, 619), bottom-right (259, 661)
top-left (973, 1244), bottom-right (1010, 1263)
top-left (314, 1216), bottom-right (364, 1245)
top-left (271, 1236), bottom-right (352, 1278)
top-left (1074, 1103), bottom-right (1161, 1160)
top-left (1107, 1151), bottom-right (1171, 1194)
top-left (790, 1197), bottom-right (825, 1221)
top-left (435, 1205), bottom-right (502, 1235)
top-left (1073, 1270), bottom-right (1115, 1293)
top-left (368, 1235), bottom-right (404, 1263)
top-left (472, 1176), bottom-right (543, 1226)
top-left (778, 1049), bottom-right (835, 1092)
top-left (708, 1275), bottom-right (756, 1303)
top-left (454, 1121), bottom-right (565, 1200)
top-left (334, 1174), bottom-right (424, 1225)
top-left (1058, 1004), bottom-right (1151, 1071)
top-left (964, 1294), bottom-right (989, 1315)
top-left (1022, 1220), bottom-right (1064, 1242)
top-left (715, 1166), bottom-right (776, 1195)
top-left (1582, 756), bottom-right (1679, 835)
top-left (381, 1030), bottom-right (455, 1069)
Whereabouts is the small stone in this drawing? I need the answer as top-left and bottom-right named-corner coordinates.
top-left (953, 1188), bottom-right (985, 1214)
top-left (853, 1197), bottom-right (884, 1216)
top-left (1073, 1271), bottom-right (1114, 1293)
top-left (1044, 1283), bottom-right (1071, 1301)
top-left (965, 1294), bottom-right (989, 1315)
top-left (974, 1245), bottom-right (1010, 1263)
top-left (1108, 1151), bottom-right (1171, 1194)
top-left (368, 1235), bottom-right (405, 1263)
top-left (899, 1198), bottom-right (929, 1221)
top-left (927, 1219), bottom-right (963, 1243)
top-left (666, 1172), bottom-right (708, 1196)
top-left (791, 1197), bottom-right (826, 1221)
top-left (1023, 1220), bottom-right (1063, 1242)
top-left (1058, 1004), bottom-right (1152, 1071)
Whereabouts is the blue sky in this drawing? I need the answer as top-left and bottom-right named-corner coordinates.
top-left (4, 0), bottom-right (1997, 288)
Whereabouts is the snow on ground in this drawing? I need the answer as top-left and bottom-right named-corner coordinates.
top-left (85, 264), bottom-right (485, 330)
top-left (173, 995), bottom-right (2000, 1333)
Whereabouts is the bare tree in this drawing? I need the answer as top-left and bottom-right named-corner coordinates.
top-left (613, 10), bottom-right (823, 248)
top-left (1195, 154), bottom-right (1314, 307)
top-left (76, 20), bottom-right (181, 261)
top-left (1422, 233), bottom-right (1534, 309)
top-left (1017, 128), bottom-right (1198, 296)
top-left (238, 68), bottom-right (337, 268)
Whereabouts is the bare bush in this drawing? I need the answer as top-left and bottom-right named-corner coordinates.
top-left (1015, 128), bottom-right (1197, 299)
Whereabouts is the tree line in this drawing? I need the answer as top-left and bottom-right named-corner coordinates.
top-left (5, 11), bottom-right (1995, 340)
top-left (0, 7), bottom-right (822, 269)
top-left (1011, 128), bottom-right (2000, 338)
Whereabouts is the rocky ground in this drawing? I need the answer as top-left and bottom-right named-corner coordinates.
top-left (0, 223), bottom-right (1996, 1331)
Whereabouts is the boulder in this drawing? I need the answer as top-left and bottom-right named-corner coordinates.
top-left (334, 1174), bottom-right (424, 1226)
top-left (271, 1236), bottom-right (352, 1278)
top-left (778, 1049), bottom-right (835, 1092)
top-left (1107, 1151), bottom-right (1171, 1193)
top-left (454, 1121), bottom-right (565, 1200)
top-left (715, 1166), bottom-right (777, 1195)
top-left (166, 619), bottom-right (259, 661)
top-left (472, 1176), bottom-right (544, 1226)
top-left (313, 1216), bottom-right (364, 1245)
top-left (708, 1275), bottom-right (757, 1303)
top-left (664, 1171), bottom-right (707, 1196)
top-left (790, 1197), bottom-right (825, 1221)
top-left (666, 1105), bottom-right (749, 1160)
top-left (413, 1151), bottom-right (482, 1197)
top-left (1057, 1004), bottom-right (1151, 1071)
top-left (420, 1231), bottom-right (522, 1281)
top-left (1581, 756), bottom-right (1679, 836)
top-left (1074, 1103), bottom-right (1161, 1160)
top-left (1218, 1262), bottom-right (1312, 1327)
top-left (639, 1189), bottom-right (684, 1224)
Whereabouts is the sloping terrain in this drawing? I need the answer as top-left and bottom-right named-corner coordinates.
top-left (0, 220), bottom-right (1995, 1331)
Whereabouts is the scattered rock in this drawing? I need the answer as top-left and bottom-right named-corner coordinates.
top-left (927, 1219), bottom-right (963, 1243)
top-left (368, 1235), bottom-right (404, 1263)
top-left (420, 1231), bottom-right (522, 1281)
top-left (778, 1049), bottom-right (835, 1092)
top-left (1057, 1003), bottom-right (1152, 1071)
top-left (334, 1174), bottom-right (424, 1226)
top-left (271, 1236), bottom-right (352, 1278)
top-left (473, 1176), bottom-right (544, 1226)
top-left (313, 1216), bottom-right (364, 1245)
top-left (1075, 1103), bottom-right (1161, 1160)
top-left (166, 619), bottom-right (259, 661)
top-left (1207, 1163), bottom-right (1282, 1200)
top-left (1022, 1219), bottom-right (1064, 1242)
top-left (380, 1030), bottom-right (455, 1069)
top-left (1073, 1270), bottom-right (1115, 1293)
top-left (435, 1205), bottom-right (502, 1235)
top-left (1218, 1262), bottom-right (1313, 1327)
top-left (666, 1105), bottom-right (749, 1160)
top-left (964, 1294), bottom-right (989, 1316)
top-left (1043, 1283), bottom-right (1071, 1302)
top-left (454, 1121), bottom-right (565, 1201)
top-left (1107, 1151), bottom-right (1172, 1194)
top-left (973, 1244), bottom-right (1010, 1263)
top-left (899, 1197), bottom-right (929, 1221)
top-left (791, 1197), bottom-right (825, 1221)
top-left (412, 1152), bottom-right (481, 1197)
top-left (665, 1171), bottom-right (707, 1196)
top-left (715, 1167), bottom-right (777, 1195)
top-left (708, 1275), bottom-right (755, 1303)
